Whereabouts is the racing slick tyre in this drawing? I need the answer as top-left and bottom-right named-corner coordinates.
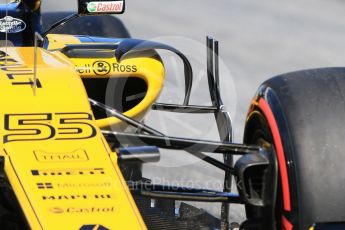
top-left (42, 12), bottom-right (130, 38)
top-left (243, 68), bottom-right (345, 230)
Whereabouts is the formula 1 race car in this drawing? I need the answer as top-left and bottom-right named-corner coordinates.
top-left (0, 0), bottom-right (344, 230)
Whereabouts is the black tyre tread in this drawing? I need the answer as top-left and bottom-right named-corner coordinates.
top-left (258, 68), bottom-right (345, 229)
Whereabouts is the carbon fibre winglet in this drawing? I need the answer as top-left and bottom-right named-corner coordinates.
top-left (115, 39), bottom-right (193, 105)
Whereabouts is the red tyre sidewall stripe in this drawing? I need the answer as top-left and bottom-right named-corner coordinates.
top-left (282, 215), bottom-right (293, 230)
top-left (258, 98), bottom-right (291, 211)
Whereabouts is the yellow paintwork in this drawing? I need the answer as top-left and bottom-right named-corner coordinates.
top-left (47, 34), bottom-right (165, 129)
top-left (46, 34), bottom-right (82, 50)
top-left (0, 34), bottom-right (165, 229)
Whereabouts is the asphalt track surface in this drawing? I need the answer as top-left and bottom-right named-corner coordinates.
top-left (42, 0), bottom-right (345, 222)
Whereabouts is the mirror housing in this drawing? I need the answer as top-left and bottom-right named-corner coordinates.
top-left (78, 0), bottom-right (125, 15)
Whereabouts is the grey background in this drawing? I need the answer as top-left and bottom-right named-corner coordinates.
top-left (41, 0), bottom-right (345, 222)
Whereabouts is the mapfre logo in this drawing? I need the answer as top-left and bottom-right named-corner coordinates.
top-left (87, 1), bottom-right (124, 13)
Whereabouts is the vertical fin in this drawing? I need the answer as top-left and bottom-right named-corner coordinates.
top-left (5, 0), bottom-right (8, 65)
top-left (33, 32), bottom-right (43, 96)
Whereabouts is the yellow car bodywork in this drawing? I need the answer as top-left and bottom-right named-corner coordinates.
top-left (0, 34), bottom-right (165, 229)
